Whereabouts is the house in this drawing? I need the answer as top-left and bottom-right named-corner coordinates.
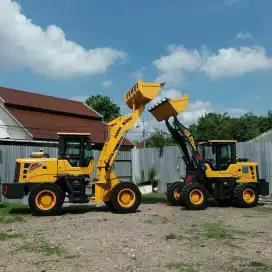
top-left (0, 86), bottom-right (134, 150)
top-left (136, 139), bottom-right (151, 148)
top-left (249, 129), bottom-right (272, 143)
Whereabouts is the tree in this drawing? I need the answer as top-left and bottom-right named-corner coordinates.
top-left (85, 94), bottom-right (121, 123)
top-left (146, 128), bottom-right (175, 156)
top-left (188, 111), bottom-right (272, 142)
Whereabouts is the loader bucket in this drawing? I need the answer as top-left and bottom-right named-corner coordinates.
top-left (148, 94), bottom-right (189, 122)
top-left (125, 80), bottom-right (165, 110)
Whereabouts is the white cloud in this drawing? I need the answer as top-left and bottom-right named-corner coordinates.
top-left (201, 46), bottom-right (272, 78)
top-left (235, 31), bottom-right (253, 40)
top-left (151, 88), bottom-right (183, 106)
top-left (176, 100), bottom-right (212, 126)
top-left (153, 44), bottom-right (203, 87)
top-left (102, 80), bottom-right (112, 88)
top-left (146, 88), bottom-right (212, 133)
top-left (0, 0), bottom-right (128, 79)
top-left (153, 44), bottom-right (272, 86)
top-left (227, 108), bottom-right (248, 116)
top-left (129, 67), bottom-right (146, 80)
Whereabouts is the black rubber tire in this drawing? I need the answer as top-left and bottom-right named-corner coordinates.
top-left (28, 183), bottom-right (64, 216)
top-left (180, 182), bottom-right (209, 210)
top-left (111, 182), bottom-right (142, 214)
top-left (233, 183), bottom-right (259, 208)
top-left (104, 200), bottom-right (113, 209)
top-left (166, 182), bottom-right (184, 206)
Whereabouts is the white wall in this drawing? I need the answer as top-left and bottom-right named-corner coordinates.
top-left (0, 103), bottom-right (32, 140)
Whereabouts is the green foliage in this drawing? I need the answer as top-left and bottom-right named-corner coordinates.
top-left (85, 94), bottom-right (121, 123)
top-left (0, 232), bottom-right (24, 241)
top-left (141, 169), bottom-right (145, 182)
top-left (148, 166), bottom-right (157, 181)
top-left (188, 111), bottom-right (272, 142)
top-left (146, 128), bottom-right (175, 156)
top-left (146, 128), bottom-right (175, 148)
top-left (0, 202), bottom-right (30, 224)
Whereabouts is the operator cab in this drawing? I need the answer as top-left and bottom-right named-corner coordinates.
top-left (198, 140), bottom-right (237, 171)
top-left (57, 132), bottom-right (94, 168)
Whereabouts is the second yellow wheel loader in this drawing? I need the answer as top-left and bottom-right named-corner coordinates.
top-left (1, 80), bottom-right (166, 216)
top-left (149, 93), bottom-right (270, 210)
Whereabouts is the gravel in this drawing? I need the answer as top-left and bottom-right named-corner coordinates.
top-left (0, 202), bottom-right (272, 272)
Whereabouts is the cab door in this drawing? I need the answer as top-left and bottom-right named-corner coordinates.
top-left (59, 136), bottom-right (83, 175)
top-left (58, 135), bottom-right (94, 176)
top-left (218, 143), bottom-right (237, 176)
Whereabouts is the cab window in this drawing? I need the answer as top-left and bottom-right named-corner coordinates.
top-left (219, 144), bottom-right (232, 170)
top-left (64, 138), bottom-right (81, 167)
top-left (82, 139), bottom-right (94, 167)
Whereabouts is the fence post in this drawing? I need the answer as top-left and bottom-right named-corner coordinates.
top-left (131, 147), bottom-right (139, 184)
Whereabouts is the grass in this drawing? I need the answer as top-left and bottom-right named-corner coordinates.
top-left (165, 232), bottom-right (188, 241)
top-left (164, 221), bottom-right (247, 249)
top-left (141, 193), bottom-right (168, 204)
top-left (194, 222), bottom-right (247, 241)
top-left (0, 231), bottom-right (24, 241)
top-left (144, 214), bottom-right (169, 224)
top-left (19, 239), bottom-right (68, 257)
top-left (166, 263), bottom-right (196, 272)
top-left (165, 233), bottom-right (177, 240)
top-left (0, 202), bottom-right (31, 224)
top-left (232, 261), bottom-right (272, 272)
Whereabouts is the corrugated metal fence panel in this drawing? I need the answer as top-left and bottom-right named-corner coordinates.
top-left (132, 146), bottom-right (186, 192)
top-left (90, 150), bottom-right (132, 180)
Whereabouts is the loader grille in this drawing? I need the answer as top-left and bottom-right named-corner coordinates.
top-left (13, 162), bottom-right (21, 183)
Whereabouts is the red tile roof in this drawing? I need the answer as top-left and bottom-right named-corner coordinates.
top-left (137, 139), bottom-right (151, 148)
top-left (0, 87), bottom-right (100, 119)
top-left (0, 86), bottom-right (134, 146)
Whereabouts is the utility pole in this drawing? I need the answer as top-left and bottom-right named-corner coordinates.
top-left (142, 116), bottom-right (146, 148)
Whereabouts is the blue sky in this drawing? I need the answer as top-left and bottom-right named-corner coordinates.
top-left (1, 0), bottom-right (272, 140)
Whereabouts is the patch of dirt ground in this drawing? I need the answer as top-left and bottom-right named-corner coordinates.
top-left (1, 201), bottom-right (272, 272)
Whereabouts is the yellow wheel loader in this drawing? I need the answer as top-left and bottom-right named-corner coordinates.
top-left (149, 93), bottom-right (270, 210)
top-left (1, 80), bottom-right (166, 216)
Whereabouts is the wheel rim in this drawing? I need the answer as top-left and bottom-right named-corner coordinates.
top-left (174, 189), bottom-right (181, 200)
top-left (35, 190), bottom-right (57, 210)
top-left (189, 189), bottom-right (204, 205)
top-left (117, 189), bottom-right (136, 208)
top-left (243, 188), bottom-right (256, 203)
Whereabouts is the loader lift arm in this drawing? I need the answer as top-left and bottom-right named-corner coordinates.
top-left (148, 95), bottom-right (205, 184)
top-left (93, 80), bottom-right (166, 203)
top-left (165, 116), bottom-right (201, 170)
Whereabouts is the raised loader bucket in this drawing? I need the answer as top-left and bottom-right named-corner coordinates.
top-left (125, 80), bottom-right (166, 110)
top-left (148, 94), bottom-right (189, 122)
